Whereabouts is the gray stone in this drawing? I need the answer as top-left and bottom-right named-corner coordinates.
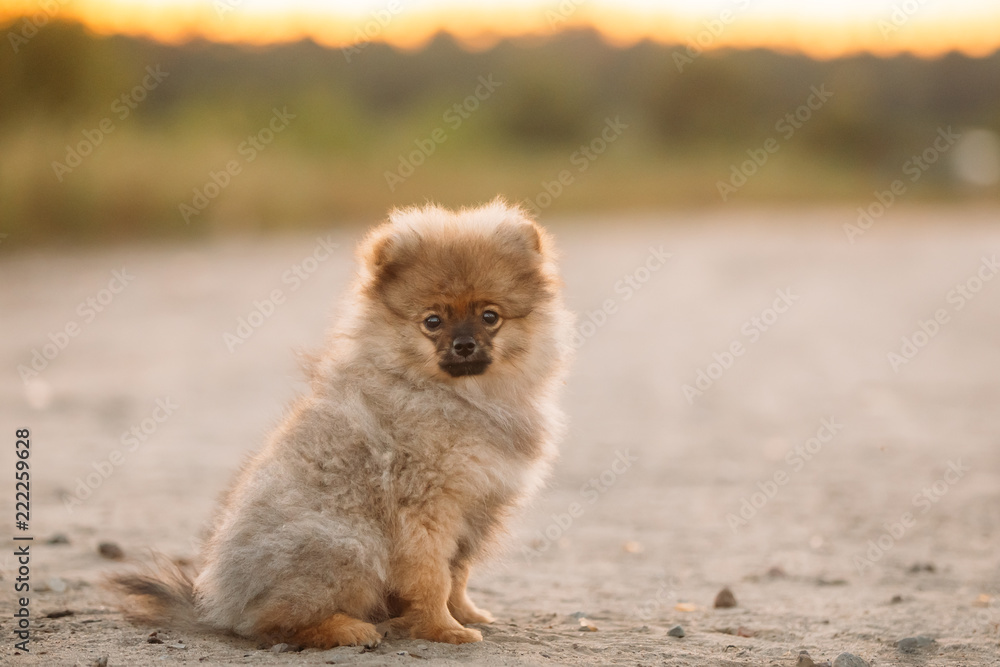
top-left (832, 652), bottom-right (870, 667)
top-left (46, 577), bottom-right (68, 593)
top-left (896, 635), bottom-right (936, 652)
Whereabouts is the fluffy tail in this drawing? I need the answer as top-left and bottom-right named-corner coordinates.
top-left (106, 558), bottom-right (201, 631)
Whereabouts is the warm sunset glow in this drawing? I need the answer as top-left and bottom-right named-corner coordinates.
top-left (2, 0), bottom-right (999, 57)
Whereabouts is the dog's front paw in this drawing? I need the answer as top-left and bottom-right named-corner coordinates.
top-left (413, 624), bottom-right (483, 644)
top-left (376, 616), bottom-right (411, 640)
top-left (450, 604), bottom-right (495, 625)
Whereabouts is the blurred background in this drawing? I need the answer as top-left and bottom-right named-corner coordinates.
top-left (2, 3), bottom-right (1000, 664)
top-left (1, 0), bottom-right (1000, 244)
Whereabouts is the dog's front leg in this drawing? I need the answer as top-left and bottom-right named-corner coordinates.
top-left (390, 507), bottom-right (483, 644)
top-left (448, 561), bottom-right (494, 625)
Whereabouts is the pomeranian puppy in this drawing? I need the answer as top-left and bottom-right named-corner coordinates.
top-left (112, 199), bottom-right (573, 648)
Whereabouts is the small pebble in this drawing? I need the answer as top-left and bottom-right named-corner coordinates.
top-left (796, 651), bottom-right (832, 667)
top-left (816, 577), bottom-right (848, 586)
top-left (167, 643), bottom-right (187, 650)
top-left (270, 643), bottom-right (290, 653)
top-left (714, 587), bottom-right (737, 608)
top-left (907, 562), bottom-right (935, 573)
top-left (98, 542), bottom-right (125, 560)
top-left (577, 618), bottom-right (598, 632)
top-left (46, 577), bottom-right (68, 593)
top-left (766, 565), bottom-right (787, 578)
top-left (89, 657), bottom-right (108, 667)
top-left (972, 593), bottom-right (992, 607)
top-left (148, 631), bottom-right (164, 644)
top-left (622, 540), bottom-right (643, 553)
top-left (45, 609), bottom-right (74, 619)
top-left (674, 602), bottom-right (697, 612)
top-left (47, 533), bottom-right (70, 545)
top-left (796, 650), bottom-right (816, 667)
top-left (396, 651), bottom-right (409, 656)
top-left (890, 594), bottom-right (903, 604)
top-left (896, 635), bottom-right (936, 652)
top-left (832, 652), bottom-right (870, 667)
top-left (667, 624), bottom-right (685, 638)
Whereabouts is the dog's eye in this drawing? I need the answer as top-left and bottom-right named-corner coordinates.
top-left (482, 310), bottom-right (499, 325)
top-left (423, 315), bottom-right (442, 331)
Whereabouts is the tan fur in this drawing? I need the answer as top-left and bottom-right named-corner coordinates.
top-left (110, 198), bottom-right (573, 648)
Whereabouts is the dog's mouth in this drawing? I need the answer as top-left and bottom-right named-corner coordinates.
top-left (439, 359), bottom-right (491, 377)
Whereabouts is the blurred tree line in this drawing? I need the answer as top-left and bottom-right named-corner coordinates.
top-left (1, 20), bottom-right (998, 243)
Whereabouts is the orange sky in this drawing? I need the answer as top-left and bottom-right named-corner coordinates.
top-left (3, 0), bottom-right (999, 58)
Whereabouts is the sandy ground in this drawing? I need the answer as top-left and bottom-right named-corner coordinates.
top-left (1, 207), bottom-right (999, 666)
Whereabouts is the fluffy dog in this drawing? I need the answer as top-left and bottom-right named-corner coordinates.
top-left (112, 199), bottom-right (573, 648)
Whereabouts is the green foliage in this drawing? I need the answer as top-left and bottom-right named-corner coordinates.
top-left (1, 19), bottom-right (998, 244)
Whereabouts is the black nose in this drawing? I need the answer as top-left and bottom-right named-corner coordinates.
top-left (452, 336), bottom-right (477, 357)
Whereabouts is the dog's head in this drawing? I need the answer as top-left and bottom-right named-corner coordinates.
top-left (357, 199), bottom-right (563, 383)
